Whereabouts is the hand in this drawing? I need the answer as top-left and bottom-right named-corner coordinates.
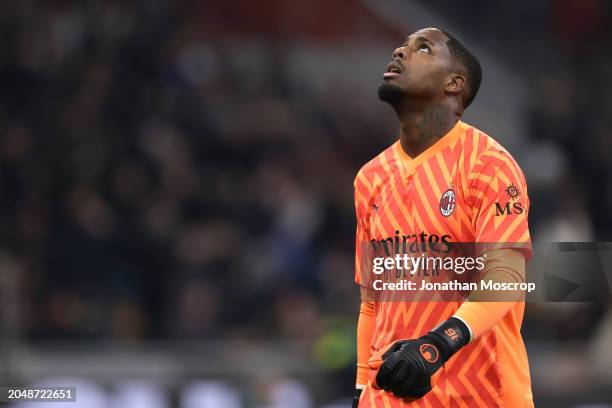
top-left (374, 318), bottom-right (470, 400)
top-left (375, 336), bottom-right (443, 399)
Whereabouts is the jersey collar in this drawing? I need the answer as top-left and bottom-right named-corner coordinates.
top-left (394, 120), bottom-right (464, 170)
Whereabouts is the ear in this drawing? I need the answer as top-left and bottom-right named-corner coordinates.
top-left (444, 74), bottom-right (466, 95)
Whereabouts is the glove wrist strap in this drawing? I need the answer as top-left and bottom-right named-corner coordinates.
top-left (428, 317), bottom-right (471, 361)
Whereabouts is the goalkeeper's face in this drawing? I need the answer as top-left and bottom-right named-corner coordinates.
top-left (378, 28), bottom-right (454, 104)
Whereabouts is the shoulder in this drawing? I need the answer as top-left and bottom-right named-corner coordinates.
top-left (460, 122), bottom-right (526, 183)
top-left (354, 142), bottom-right (396, 188)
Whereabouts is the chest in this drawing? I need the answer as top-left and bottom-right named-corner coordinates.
top-left (366, 165), bottom-right (473, 241)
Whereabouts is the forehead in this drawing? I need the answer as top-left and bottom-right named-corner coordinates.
top-left (405, 28), bottom-right (449, 46)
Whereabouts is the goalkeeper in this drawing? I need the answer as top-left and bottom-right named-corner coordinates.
top-left (351, 27), bottom-right (533, 407)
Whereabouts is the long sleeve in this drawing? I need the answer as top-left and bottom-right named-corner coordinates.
top-left (356, 300), bottom-right (375, 387)
top-left (454, 248), bottom-right (526, 340)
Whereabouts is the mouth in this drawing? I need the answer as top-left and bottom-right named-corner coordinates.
top-left (383, 61), bottom-right (402, 80)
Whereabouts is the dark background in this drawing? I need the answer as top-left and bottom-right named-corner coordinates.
top-left (0, 0), bottom-right (611, 406)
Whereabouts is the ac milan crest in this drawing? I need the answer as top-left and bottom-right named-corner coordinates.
top-left (439, 189), bottom-right (456, 217)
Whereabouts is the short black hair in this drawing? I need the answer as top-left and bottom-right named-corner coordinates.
top-left (441, 30), bottom-right (482, 109)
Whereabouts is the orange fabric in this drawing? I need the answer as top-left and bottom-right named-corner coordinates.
top-left (357, 300), bottom-right (376, 386)
top-left (366, 340), bottom-right (398, 390)
top-left (455, 248), bottom-right (526, 339)
top-left (455, 301), bottom-right (514, 341)
top-left (353, 121), bottom-right (534, 407)
top-left (451, 249), bottom-right (532, 408)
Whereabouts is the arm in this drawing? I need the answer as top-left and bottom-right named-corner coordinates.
top-left (353, 172), bottom-right (373, 405)
top-left (454, 248), bottom-right (526, 340)
top-left (356, 298), bottom-right (375, 387)
top-left (353, 293), bottom-right (375, 407)
top-left (455, 151), bottom-right (532, 340)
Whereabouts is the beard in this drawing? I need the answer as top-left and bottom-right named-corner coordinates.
top-left (377, 82), bottom-right (404, 104)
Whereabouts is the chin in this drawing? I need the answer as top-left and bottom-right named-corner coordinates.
top-left (378, 82), bottom-right (404, 103)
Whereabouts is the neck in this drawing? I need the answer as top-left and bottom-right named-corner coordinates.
top-left (394, 100), bottom-right (460, 158)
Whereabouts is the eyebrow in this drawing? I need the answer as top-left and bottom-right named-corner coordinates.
top-left (404, 35), bottom-right (434, 46)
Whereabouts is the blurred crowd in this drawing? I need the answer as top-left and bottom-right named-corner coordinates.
top-left (0, 0), bottom-right (380, 345)
top-left (1, 0), bottom-right (612, 405)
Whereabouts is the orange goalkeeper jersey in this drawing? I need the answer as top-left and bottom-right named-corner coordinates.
top-left (354, 121), bottom-right (534, 407)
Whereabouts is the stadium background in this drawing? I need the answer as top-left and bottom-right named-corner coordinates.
top-left (0, 0), bottom-right (611, 406)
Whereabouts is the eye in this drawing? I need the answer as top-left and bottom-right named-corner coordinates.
top-left (417, 44), bottom-right (431, 54)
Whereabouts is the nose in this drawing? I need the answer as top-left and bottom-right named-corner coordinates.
top-left (393, 47), bottom-right (406, 60)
